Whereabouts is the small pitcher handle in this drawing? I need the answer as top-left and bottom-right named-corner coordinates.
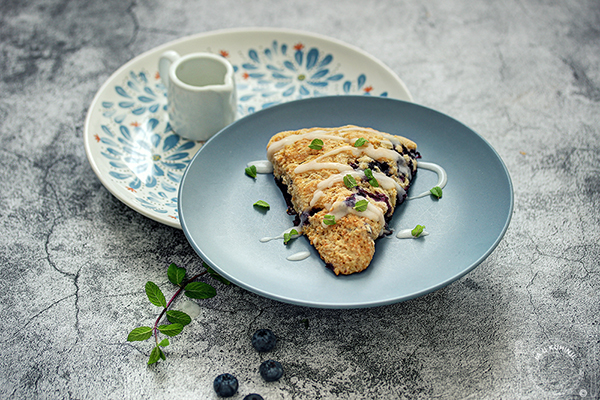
top-left (158, 50), bottom-right (181, 87)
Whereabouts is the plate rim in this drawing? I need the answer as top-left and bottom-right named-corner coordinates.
top-left (84, 27), bottom-right (413, 229)
top-left (179, 95), bottom-right (514, 309)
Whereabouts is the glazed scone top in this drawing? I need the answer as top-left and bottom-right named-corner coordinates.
top-left (267, 125), bottom-right (417, 217)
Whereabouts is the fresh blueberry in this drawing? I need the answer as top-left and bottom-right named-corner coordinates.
top-left (243, 395), bottom-right (264, 400)
top-left (252, 328), bottom-right (276, 352)
top-left (259, 359), bottom-right (284, 382)
top-left (213, 373), bottom-right (238, 397)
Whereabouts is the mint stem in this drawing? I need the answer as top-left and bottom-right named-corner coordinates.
top-left (152, 271), bottom-right (207, 346)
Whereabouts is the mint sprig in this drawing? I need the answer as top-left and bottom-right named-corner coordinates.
top-left (253, 200), bottom-right (270, 209)
top-left (245, 165), bottom-right (257, 178)
top-left (354, 199), bottom-right (369, 212)
top-left (283, 229), bottom-right (299, 244)
top-left (354, 137), bottom-right (368, 147)
top-left (343, 174), bottom-right (357, 189)
top-left (364, 168), bottom-right (379, 187)
top-left (430, 186), bottom-right (443, 199)
top-left (411, 225), bottom-right (425, 237)
top-left (308, 138), bottom-right (324, 150)
top-left (127, 262), bottom-right (229, 365)
top-left (323, 214), bottom-right (336, 225)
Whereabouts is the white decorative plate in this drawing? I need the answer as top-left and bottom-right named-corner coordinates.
top-left (84, 28), bottom-right (413, 228)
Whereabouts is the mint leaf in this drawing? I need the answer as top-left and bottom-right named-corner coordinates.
top-left (430, 186), bottom-right (443, 199)
top-left (354, 199), bottom-right (369, 212)
top-left (323, 214), bottom-right (336, 225)
top-left (167, 263), bottom-right (186, 286)
top-left (158, 323), bottom-right (184, 337)
top-left (245, 165), bottom-right (257, 178)
top-left (253, 200), bottom-right (270, 209)
top-left (411, 225), bottom-right (425, 237)
top-left (159, 348), bottom-right (166, 360)
top-left (204, 263), bottom-right (231, 285)
top-left (145, 281), bottom-right (167, 308)
top-left (166, 310), bottom-right (192, 326)
top-left (354, 137), bottom-right (368, 147)
top-left (343, 174), bottom-right (357, 189)
top-left (184, 281), bottom-right (217, 299)
top-left (283, 229), bottom-right (299, 245)
top-left (308, 138), bottom-right (323, 150)
top-left (364, 168), bottom-right (379, 187)
top-left (148, 346), bottom-right (161, 365)
top-left (159, 338), bottom-right (170, 347)
top-left (127, 326), bottom-right (153, 342)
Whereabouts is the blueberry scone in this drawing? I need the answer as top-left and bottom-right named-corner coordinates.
top-left (267, 125), bottom-right (419, 275)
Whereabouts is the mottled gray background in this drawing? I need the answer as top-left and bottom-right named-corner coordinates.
top-left (1, 0), bottom-right (599, 399)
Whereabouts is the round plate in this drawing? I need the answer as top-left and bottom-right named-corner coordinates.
top-left (84, 28), bottom-right (413, 228)
top-left (179, 96), bottom-right (514, 309)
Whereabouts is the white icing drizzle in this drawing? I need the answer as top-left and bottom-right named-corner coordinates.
top-left (408, 162), bottom-right (448, 200)
top-left (372, 171), bottom-right (406, 197)
top-left (247, 160), bottom-right (273, 174)
top-left (267, 131), bottom-right (345, 160)
top-left (286, 251), bottom-right (311, 261)
top-left (309, 170), bottom-right (364, 207)
top-left (308, 170), bottom-right (406, 208)
top-left (294, 161), bottom-right (353, 175)
top-left (396, 228), bottom-right (430, 239)
top-left (260, 226), bottom-right (302, 243)
top-left (324, 195), bottom-right (385, 228)
top-left (293, 143), bottom-right (409, 176)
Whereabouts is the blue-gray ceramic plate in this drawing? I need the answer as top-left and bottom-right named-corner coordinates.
top-left (179, 96), bottom-right (513, 308)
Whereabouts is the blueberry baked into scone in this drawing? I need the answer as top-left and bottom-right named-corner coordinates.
top-left (267, 125), bottom-right (419, 275)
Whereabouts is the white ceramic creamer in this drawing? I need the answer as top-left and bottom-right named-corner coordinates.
top-left (158, 50), bottom-right (237, 141)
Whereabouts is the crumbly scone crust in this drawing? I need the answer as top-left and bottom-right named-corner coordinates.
top-left (267, 125), bottom-right (418, 275)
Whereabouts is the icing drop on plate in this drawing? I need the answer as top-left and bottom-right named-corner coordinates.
top-left (260, 226), bottom-right (302, 243)
top-left (396, 228), bottom-right (430, 239)
top-left (247, 160), bottom-right (273, 174)
top-left (287, 251), bottom-right (311, 261)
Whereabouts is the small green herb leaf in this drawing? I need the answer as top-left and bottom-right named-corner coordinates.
top-left (343, 174), bottom-right (357, 189)
top-left (145, 281), bottom-right (167, 308)
top-left (283, 229), bottom-right (299, 245)
top-left (158, 323), bottom-right (184, 337)
top-left (148, 346), bottom-right (162, 365)
top-left (184, 281), bottom-right (217, 299)
top-left (354, 137), bottom-right (368, 147)
top-left (253, 200), bottom-right (270, 209)
top-left (159, 338), bottom-right (170, 347)
top-left (204, 262), bottom-right (231, 285)
top-left (411, 225), bottom-right (425, 237)
top-left (245, 165), bottom-right (257, 178)
top-left (430, 186), bottom-right (443, 199)
top-left (323, 214), bottom-right (336, 225)
top-left (364, 168), bottom-right (379, 187)
top-left (167, 263), bottom-right (186, 286)
top-left (354, 199), bottom-right (369, 212)
top-left (166, 310), bottom-right (192, 326)
top-left (308, 138), bottom-right (324, 150)
top-left (127, 326), bottom-right (153, 342)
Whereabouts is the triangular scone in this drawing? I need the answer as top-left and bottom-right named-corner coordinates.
top-left (267, 125), bottom-right (419, 275)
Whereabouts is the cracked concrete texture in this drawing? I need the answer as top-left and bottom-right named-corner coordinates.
top-left (1, 0), bottom-right (599, 398)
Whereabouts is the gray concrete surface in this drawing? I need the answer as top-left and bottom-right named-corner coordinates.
top-left (1, 0), bottom-right (599, 399)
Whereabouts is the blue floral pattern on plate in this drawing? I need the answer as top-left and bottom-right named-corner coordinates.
top-left (87, 31), bottom-right (411, 228)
